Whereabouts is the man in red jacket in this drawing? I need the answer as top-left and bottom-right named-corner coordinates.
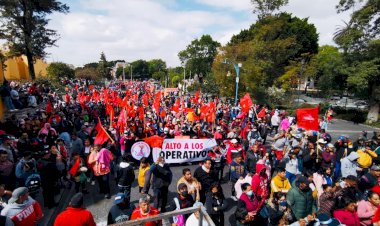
top-left (54, 192), bottom-right (96, 226)
top-left (131, 194), bottom-right (161, 226)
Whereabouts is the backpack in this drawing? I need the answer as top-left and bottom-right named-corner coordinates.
top-left (25, 173), bottom-right (41, 195)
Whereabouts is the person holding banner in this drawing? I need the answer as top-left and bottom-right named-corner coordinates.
top-left (150, 156), bottom-right (172, 212)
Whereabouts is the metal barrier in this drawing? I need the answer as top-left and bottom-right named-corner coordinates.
top-left (110, 206), bottom-right (216, 226)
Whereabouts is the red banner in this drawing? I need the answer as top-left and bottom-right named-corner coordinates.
top-left (296, 106), bottom-right (319, 131)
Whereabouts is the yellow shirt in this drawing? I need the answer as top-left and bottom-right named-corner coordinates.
top-left (138, 164), bottom-right (150, 188)
top-left (270, 175), bottom-right (291, 195)
top-left (357, 149), bottom-right (377, 168)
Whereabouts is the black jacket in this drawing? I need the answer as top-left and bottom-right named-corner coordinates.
top-left (151, 163), bottom-right (172, 189)
top-left (107, 203), bottom-right (134, 225)
top-left (193, 166), bottom-right (217, 193)
top-left (116, 162), bottom-right (135, 186)
top-left (205, 193), bottom-right (228, 216)
top-left (246, 150), bottom-right (260, 174)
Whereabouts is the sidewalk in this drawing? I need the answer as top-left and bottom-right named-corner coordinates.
top-left (38, 185), bottom-right (75, 226)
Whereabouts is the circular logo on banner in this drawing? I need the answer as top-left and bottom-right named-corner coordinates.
top-left (131, 141), bottom-right (151, 160)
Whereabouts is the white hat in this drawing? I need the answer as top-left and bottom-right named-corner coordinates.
top-left (317, 138), bottom-right (327, 144)
top-left (327, 143), bottom-right (335, 148)
top-left (231, 139), bottom-right (238, 144)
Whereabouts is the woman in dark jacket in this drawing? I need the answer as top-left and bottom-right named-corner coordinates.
top-left (205, 184), bottom-right (228, 225)
top-left (267, 192), bottom-right (295, 226)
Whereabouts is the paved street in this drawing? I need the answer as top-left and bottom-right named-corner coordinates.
top-left (44, 119), bottom-right (380, 226)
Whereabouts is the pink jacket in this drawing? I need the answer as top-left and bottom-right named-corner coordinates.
top-left (357, 200), bottom-right (378, 226)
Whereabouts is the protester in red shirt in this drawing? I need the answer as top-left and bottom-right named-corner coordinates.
top-left (225, 139), bottom-right (245, 164)
top-left (54, 192), bottom-right (96, 226)
top-left (130, 194), bottom-right (161, 226)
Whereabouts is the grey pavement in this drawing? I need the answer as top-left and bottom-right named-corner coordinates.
top-left (43, 119), bottom-right (380, 226)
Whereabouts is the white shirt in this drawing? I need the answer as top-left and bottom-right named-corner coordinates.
top-left (186, 213), bottom-right (209, 226)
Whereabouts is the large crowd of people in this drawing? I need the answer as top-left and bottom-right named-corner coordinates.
top-left (0, 79), bottom-right (380, 226)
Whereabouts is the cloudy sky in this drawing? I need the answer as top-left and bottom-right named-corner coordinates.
top-left (46, 0), bottom-right (352, 67)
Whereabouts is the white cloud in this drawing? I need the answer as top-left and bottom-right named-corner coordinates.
top-left (45, 0), bottom-right (352, 67)
top-left (194, 0), bottom-right (252, 11)
top-left (46, 0), bottom-right (247, 67)
top-left (284, 0), bottom-right (351, 45)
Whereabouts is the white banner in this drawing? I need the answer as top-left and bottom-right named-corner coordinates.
top-left (160, 139), bottom-right (217, 164)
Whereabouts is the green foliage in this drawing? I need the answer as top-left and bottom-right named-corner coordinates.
top-left (251, 0), bottom-right (289, 19)
top-left (152, 71), bottom-right (166, 81)
top-left (178, 35), bottom-right (221, 79)
top-left (97, 52), bottom-right (111, 79)
top-left (187, 73), bottom-right (220, 95)
top-left (131, 60), bottom-right (149, 79)
top-left (334, 0), bottom-right (380, 122)
top-left (214, 13), bottom-right (318, 100)
top-left (167, 67), bottom-right (182, 87)
top-left (75, 67), bottom-right (101, 81)
top-left (335, 0), bottom-right (380, 52)
top-left (34, 76), bottom-right (63, 92)
top-left (0, 0), bottom-right (69, 80)
top-left (46, 62), bottom-right (75, 80)
top-left (148, 59), bottom-right (167, 75)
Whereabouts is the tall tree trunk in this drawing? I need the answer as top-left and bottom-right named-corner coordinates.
top-left (25, 47), bottom-right (36, 80)
top-left (23, 0), bottom-right (35, 80)
top-left (367, 83), bottom-right (379, 123)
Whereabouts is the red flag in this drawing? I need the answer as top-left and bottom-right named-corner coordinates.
top-left (94, 120), bottom-right (110, 145)
top-left (257, 108), bottom-right (266, 118)
top-left (117, 108), bottom-right (126, 133)
top-left (65, 94), bottom-right (70, 103)
top-left (142, 94), bottom-right (149, 106)
top-left (160, 109), bottom-right (166, 118)
top-left (144, 135), bottom-right (164, 148)
top-left (46, 101), bottom-right (53, 114)
top-left (138, 106), bottom-right (144, 121)
top-left (195, 90), bottom-right (200, 103)
top-left (172, 99), bottom-right (180, 113)
top-left (240, 93), bottom-right (253, 113)
top-left (69, 159), bottom-right (81, 177)
top-left (296, 106), bottom-right (319, 131)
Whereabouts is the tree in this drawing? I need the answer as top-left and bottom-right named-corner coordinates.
top-left (178, 35), bottom-right (221, 81)
top-left (131, 60), bottom-right (149, 79)
top-left (334, 0), bottom-right (380, 122)
top-left (148, 59), bottom-right (167, 76)
top-left (97, 52), bottom-right (110, 79)
top-left (46, 62), bottom-right (75, 80)
top-left (0, 0), bottom-right (69, 80)
top-left (251, 0), bottom-right (289, 19)
top-left (306, 45), bottom-right (347, 97)
top-left (75, 67), bottom-right (100, 81)
top-left (214, 13), bottom-right (318, 100)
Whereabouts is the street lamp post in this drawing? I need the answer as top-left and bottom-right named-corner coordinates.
top-left (298, 59), bottom-right (306, 104)
top-left (130, 64), bottom-right (133, 81)
top-left (122, 64), bottom-right (125, 82)
top-left (223, 59), bottom-right (242, 106)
